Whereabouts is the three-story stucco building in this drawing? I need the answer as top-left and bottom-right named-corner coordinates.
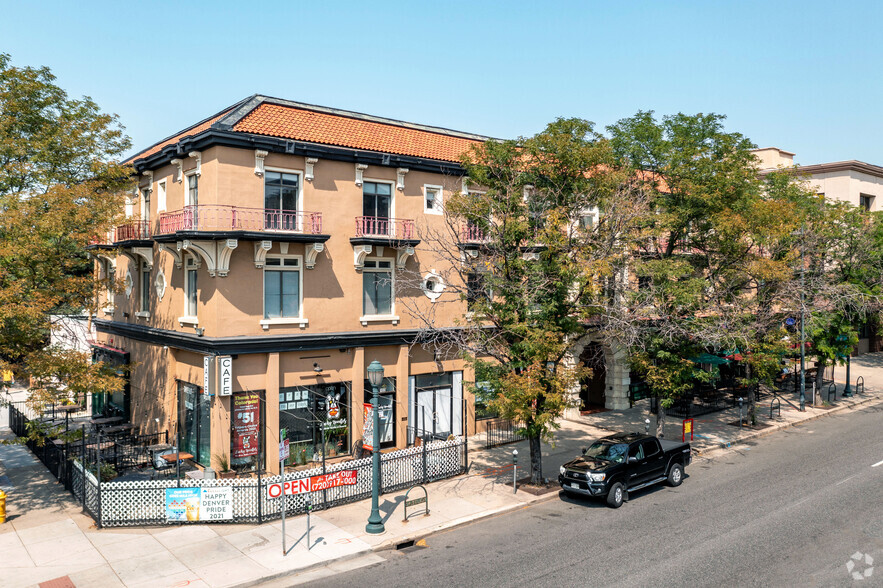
top-left (90, 95), bottom-right (490, 474)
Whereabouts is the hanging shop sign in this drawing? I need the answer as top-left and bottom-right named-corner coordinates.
top-left (232, 392), bottom-right (260, 459)
top-left (203, 356), bottom-right (215, 396)
top-left (218, 355), bottom-right (233, 396)
top-left (165, 487), bottom-right (233, 522)
top-left (266, 470), bottom-right (358, 498)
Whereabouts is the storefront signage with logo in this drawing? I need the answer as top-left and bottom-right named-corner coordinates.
top-left (266, 470), bottom-right (358, 498)
top-left (165, 487), bottom-right (233, 522)
top-left (232, 392), bottom-right (260, 459)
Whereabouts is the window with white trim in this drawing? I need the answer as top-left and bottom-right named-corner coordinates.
top-left (186, 173), bottom-right (198, 206)
top-left (263, 255), bottom-right (302, 319)
top-left (157, 180), bottom-right (167, 212)
top-left (185, 256), bottom-right (198, 318)
top-left (362, 259), bottom-right (393, 316)
top-left (140, 261), bottom-right (151, 314)
top-left (424, 185), bottom-right (443, 214)
top-left (140, 187), bottom-right (151, 223)
top-left (264, 171), bottom-right (301, 230)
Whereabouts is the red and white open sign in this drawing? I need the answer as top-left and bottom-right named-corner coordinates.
top-left (267, 470), bottom-right (358, 498)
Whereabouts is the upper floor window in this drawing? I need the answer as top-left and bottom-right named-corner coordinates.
top-left (466, 272), bottom-right (491, 312)
top-left (424, 185), bottom-right (443, 215)
top-left (140, 261), bottom-right (151, 314)
top-left (157, 180), bottom-right (167, 212)
top-left (264, 171), bottom-right (301, 230)
top-left (860, 194), bottom-right (875, 211)
top-left (185, 256), bottom-right (198, 318)
top-left (363, 182), bottom-right (392, 219)
top-left (264, 256), bottom-right (301, 319)
top-left (187, 173), bottom-right (198, 206)
top-left (140, 188), bottom-right (151, 222)
top-left (363, 259), bottom-right (393, 316)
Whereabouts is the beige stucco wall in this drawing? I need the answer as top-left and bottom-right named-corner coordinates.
top-left (806, 170), bottom-right (883, 211)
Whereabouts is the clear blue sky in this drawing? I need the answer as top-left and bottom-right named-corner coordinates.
top-left (3, 0), bottom-right (881, 164)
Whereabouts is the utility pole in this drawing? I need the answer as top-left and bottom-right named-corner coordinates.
top-left (798, 226), bottom-right (806, 412)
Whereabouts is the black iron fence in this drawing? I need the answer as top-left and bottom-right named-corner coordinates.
top-left (484, 418), bottom-right (526, 449)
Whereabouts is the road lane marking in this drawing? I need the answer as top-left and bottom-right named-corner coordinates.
top-left (872, 459), bottom-right (883, 468)
top-left (836, 474), bottom-right (858, 485)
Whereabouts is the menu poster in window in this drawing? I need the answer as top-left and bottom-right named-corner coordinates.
top-left (232, 392), bottom-right (260, 459)
top-left (363, 402), bottom-right (374, 451)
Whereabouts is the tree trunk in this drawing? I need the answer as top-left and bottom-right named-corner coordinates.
top-left (528, 434), bottom-right (543, 485)
top-left (656, 403), bottom-right (666, 438)
top-left (746, 363), bottom-right (756, 426)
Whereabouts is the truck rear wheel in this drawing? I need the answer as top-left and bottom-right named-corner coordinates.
top-left (667, 463), bottom-right (683, 487)
top-left (606, 482), bottom-right (624, 508)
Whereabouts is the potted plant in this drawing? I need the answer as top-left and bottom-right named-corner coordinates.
top-left (214, 452), bottom-right (236, 479)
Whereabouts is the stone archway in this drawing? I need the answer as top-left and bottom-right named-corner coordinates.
top-left (564, 335), bottom-right (630, 418)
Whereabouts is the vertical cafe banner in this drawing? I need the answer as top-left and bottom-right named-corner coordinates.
top-left (232, 392), bottom-right (261, 459)
top-left (363, 402), bottom-right (374, 451)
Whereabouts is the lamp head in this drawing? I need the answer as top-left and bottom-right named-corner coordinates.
top-left (367, 360), bottom-right (384, 387)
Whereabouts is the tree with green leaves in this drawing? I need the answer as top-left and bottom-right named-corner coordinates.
top-left (0, 53), bottom-right (130, 426)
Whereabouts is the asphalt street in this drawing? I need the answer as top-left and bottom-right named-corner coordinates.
top-left (301, 403), bottom-right (883, 588)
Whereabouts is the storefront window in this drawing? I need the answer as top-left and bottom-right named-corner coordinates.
top-left (179, 381), bottom-right (211, 466)
top-left (363, 377), bottom-right (396, 448)
top-left (279, 383), bottom-right (350, 466)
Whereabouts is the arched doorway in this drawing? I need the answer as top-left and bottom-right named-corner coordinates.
top-left (579, 342), bottom-right (606, 410)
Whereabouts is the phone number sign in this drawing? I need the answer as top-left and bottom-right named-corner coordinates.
top-left (266, 470), bottom-right (358, 498)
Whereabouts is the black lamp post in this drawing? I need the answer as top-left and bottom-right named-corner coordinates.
top-left (365, 360), bottom-right (385, 534)
top-left (843, 351), bottom-right (853, 397)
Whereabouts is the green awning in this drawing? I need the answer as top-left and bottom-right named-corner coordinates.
top-left (689, 353), bottom-right (731, 365)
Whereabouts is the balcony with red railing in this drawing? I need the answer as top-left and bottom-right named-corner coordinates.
top-left (354, 216), bottom-right (417, 241)
top-left (87, 230), bottom-right (115, 248)
top-left (114, 220), bottom-right (151, 242)
top-left (156, 205), bottom-right (324, 237)
top-left (459, 223), bottom-right (488, 244)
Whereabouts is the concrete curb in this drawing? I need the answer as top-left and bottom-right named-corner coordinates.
top-left (231, 548), bottom-right (377, 588)
top-left (694, 393), bottom-right (883, 456)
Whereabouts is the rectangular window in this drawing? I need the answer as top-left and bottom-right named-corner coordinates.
top-left (279, 383), bottom-right (350, 465)
top-left (362, 260), bottom-right (393, 315)
top-left (263, 257), bottom-right (301, 318)
top-left (140, 261), bottom-right (151, 313)
top-left (363, 181), bottom-right (392, 219)
top-left (424, 185), bottom-right (443, 214)
top-left (140, 188), bottom-right (151, 223)
top-left (157, 180), bottom-right (167, 212)
top-left (363, 377), bottom-right (396, 448)
top-left (187, 174), bottom-right (198, 206)
top-left (186, 257), bottom-right (198, 317)
top-left (178, 381), bottom-right (210, 466)
top-left (860, 194), bottom-right (875, 211)
top-left (466, 273), bottom-right (489, 312)
top-left (264, 171), bottom-right (300, 230)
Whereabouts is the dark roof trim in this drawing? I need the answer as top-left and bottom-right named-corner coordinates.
top-left (760, 160), bottom-right (883, 179)
top-left (94, 319), bottom-right (455, 355)
top-left (132, 129), bottom-right (467, 177)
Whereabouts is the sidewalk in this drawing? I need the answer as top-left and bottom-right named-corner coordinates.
top-left (1, 370), bottom-right (881, 588)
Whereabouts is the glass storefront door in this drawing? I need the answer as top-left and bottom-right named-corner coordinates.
top-left (179, 381), bottom-right (211, 466)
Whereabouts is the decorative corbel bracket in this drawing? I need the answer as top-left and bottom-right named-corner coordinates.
top-left (142, 170), bottom-right (154, 186)
top-left (96, 252), bottom-right (117, 272)
top-left (188, 151), bottom-right (202, 176)
top-left (216, 239), bottom-right (238, 277)
top-left (254, 150), bottom-right (268, 177)
top-left (461, 177), bottom-right (468, 195)
top-left (131, 246), bottom-right (154, 269)
top-left (171, 159), bottom-right (183, 183)
top-left (396, 246), bottom-right (415, 270)
top-left (353, 244), bottom-right (372, 271)
top-left (305, 157), bottom-right (318, 182)
top-left (355, 163), bottom-right (368, 187)
top-left (396, 168), bottom-right (409, 191)
top-left (180, 240), bottom-right (217, 276)
top-left (253, 240), bottom-right (272, 269)
top-left (158, 243), bottom-right (182, 269)
top-left (305, 242), bottom-right (324, 269)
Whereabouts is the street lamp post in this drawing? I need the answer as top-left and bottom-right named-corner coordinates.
top-left (843, 353), bottom-right (853, 397)
top-left (365, 360), bottom-right (385, 534)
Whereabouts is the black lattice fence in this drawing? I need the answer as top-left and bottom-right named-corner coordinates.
top-left (96, 437), bottom-right (466, 527)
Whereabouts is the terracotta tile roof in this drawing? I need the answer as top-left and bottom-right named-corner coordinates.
top-left (124, 108), bottom-right (234, 164)
top-left (233, 102), bottom-right (483, 163)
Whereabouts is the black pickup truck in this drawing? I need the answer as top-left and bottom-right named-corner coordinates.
top-left (558, 432), bottom-right (691, 508)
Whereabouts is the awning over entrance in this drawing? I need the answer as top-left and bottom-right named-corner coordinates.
top-left (689, 353), bottom-right (731, 365)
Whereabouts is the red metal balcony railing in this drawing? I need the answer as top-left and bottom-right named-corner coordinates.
top-left (460, 223), bottom-right (487, 243)
top-left (157, 205), bottom-right (323, 235)
top-left (88, 230), bottom-right (114, 246)
top-left (115, 220), bottom-right (151, 242)
top-left (355, 216), bottom-right (416, 240)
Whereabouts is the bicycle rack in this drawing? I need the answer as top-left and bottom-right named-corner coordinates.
top-left (770, 396), bottom-right (781, 419)
top-left (827, 383), bottom-right (837, 403)
top-left (856, 376), bottom-right (864, 396)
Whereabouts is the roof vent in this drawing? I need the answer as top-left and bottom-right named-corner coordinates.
top-left (285, 141), bottom-right (296, 154)
top-left (382, 154), bottom-right (391, 165)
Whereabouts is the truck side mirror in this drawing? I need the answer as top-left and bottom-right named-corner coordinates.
top-left (627, 456), bottom-right (638, 464)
